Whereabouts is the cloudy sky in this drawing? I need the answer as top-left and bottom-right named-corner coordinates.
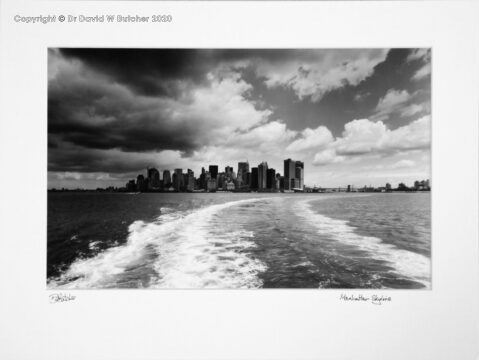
top-left (48, 48), bottom-right (431, 189)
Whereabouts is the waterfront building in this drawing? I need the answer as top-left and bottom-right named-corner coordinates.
top-left (258, 161), bottom-right (268, 190)
top-left (186, 169), bottom-right (195, 192)
top-left (291, 178), bottom-right (299, 189)
top-left (218, 172), bottom-right (226, 190)
top-left (284, 158), bottom-right (296, 191)
top-left (237, 161), bottom-right (250, 187)
top-left (225, 181), bottom-right (235, 191)
top-left (279, 176), bottom-right (285, 191)
top-left (199, 167), bottom-right (206, 190)
top-left (163, 170), bottom-right (171, 188)
top-left (413, 179), bottom-right (431, 191)
top-left (207, 178), bottom-right (217, 192)
top-left (136, 174), bottom-right (146, 192)
top-left (173, 168), bottom-right (184, 191)
top-left (251, 167), bottom-right (259, 190)
top-left (209, 165), bottom-right (218, 180)
top-left (267, 168), bottom-right (276, 190)
top-left (126, 180), bottom-right (137, 192)
top-left (295, 161), bottom-right (304, 190)
top-left (147, 167), bottom-right (160, 190)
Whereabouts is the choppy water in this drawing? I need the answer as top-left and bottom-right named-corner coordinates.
top-left (47, 192), bottom-right (431, 289)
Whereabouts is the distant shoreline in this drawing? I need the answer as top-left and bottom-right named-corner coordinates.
top-left (47, 189), bottom-right (430, 194)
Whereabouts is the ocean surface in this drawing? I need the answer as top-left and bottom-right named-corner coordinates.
top-left (47, 192), bottom-right (431, 289)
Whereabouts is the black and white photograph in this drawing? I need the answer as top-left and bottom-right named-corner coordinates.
top-left (1, 1), bottom-right (479, 360)
top-left (48, 48), bottom-right (432, 289)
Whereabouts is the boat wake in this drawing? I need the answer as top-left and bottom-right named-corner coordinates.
top-left (295, 199), bottom-right (431, 288)
top-left (48, 198), bottom-right (268, 289)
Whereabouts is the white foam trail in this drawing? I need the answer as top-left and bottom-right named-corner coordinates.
top-left (295, 200), bottom-right (431, 288)
top-left (48, 198), bottom-right (268, 289)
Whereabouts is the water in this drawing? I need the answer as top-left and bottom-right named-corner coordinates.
top-left (47, 192), bottom-right (431, 289)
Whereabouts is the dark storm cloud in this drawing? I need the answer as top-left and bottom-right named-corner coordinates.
top-left (59, 48), bottom-right (208, 97)
top-left (48, 52), bottom-right (203, 154)
top-left (57, 48), bottom-right (357, 97)
top-left (57, 48), bottom-right (299, 98)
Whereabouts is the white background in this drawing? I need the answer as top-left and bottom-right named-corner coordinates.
top-left (0, 1), bottom-right (478, 359)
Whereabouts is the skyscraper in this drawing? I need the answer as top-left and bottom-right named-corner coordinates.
top-left (237, 161), bottom-right (250, 188)
top-left (209, 165), bottom-right (218, 180)
top-left (295, 161), bottom-right (304, 190)
top-left (147, 167), bottom-right (160, 190)
top-left (136, 174), bottom-right (146, 192)
top-left (267, 168), bottom-right (276, 190)
top-left (251, 167), bottom-right (259, 190)
top-left (162, 170), bottom-right (171, 187)
top-left (186, 169), bottom-right (195, 192)
top-left (173, 168), bottom-right (183, 191)
top-left (284, 159), bottom-right (296, 191)
top-left (258, 161), bottom-right (268, 190)
top-left (199, 167), bottom-right (206, 190)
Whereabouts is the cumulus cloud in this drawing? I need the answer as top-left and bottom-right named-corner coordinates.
top-left (286, 126), bottom-right (333, 153)
top-left (313, 149), bottom-right (345, 166)
top-left (311, 115), bottom-right (431, 165)
top-left (371, 89), bottom-right (412, 121)
top-left (255, 49), bottom-right (388, 102)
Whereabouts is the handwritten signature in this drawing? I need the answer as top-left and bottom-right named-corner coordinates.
top-left (49, 293), bottom-right (76, 304)
top-left (339, 293), bottom-right (391, 305)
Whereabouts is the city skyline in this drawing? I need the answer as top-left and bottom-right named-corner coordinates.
top-left (48, 156), bottom-right (430, 193)
top-left (48, 48), bottom-right (431, 189)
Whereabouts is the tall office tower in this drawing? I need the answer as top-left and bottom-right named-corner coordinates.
top-left (266, 168), bottom-right (276, 189)
top-left (209, 165), bottom-right (218, 180)
top-left (284, 158), bottom-right (296, 191)
top-left (225, 166), bottom-right (233, 183)
top-left (258, 161), bottom-right (268, 190)
top-left (237, 161), bottom-right (250, 187)
top-left (173, 168), bottom-right (183, 191)
top-left (136, 174), bottom-right (146, 192)
top-left (218, 173), bottom-right (225, 189)
top-left (295, 166), bottom-right (304, 190)
top-left (172, 172), bottom-right (177, 191)
top-left (199, 167), bottom-right (206, 190)
top-left (251, 167), bottom-right (259, 190)
top-left (147, 167), bottom-right (160, 189)
top-left (162, 170), bottom-right (171, 187)
top-left (295, 161), bottom-right (304, 190)
top-left (186, 169), bottom-right (195, 192)
top-left (276, 173), bottom-right (281, 190)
